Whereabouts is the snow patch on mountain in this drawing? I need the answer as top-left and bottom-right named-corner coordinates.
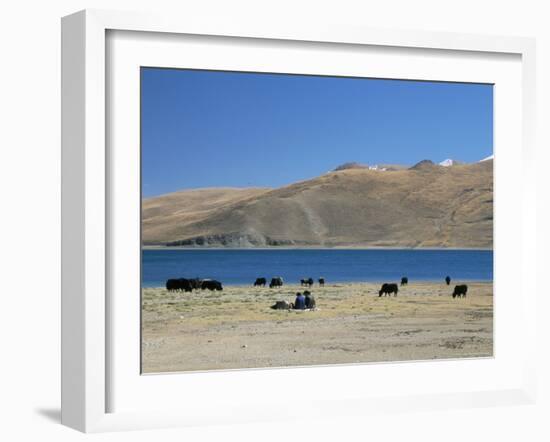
top-left (479, 154), bottom-right (494, 162)
top-left (439, 159), bottom-right (458, 167)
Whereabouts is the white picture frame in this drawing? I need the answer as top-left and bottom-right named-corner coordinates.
top-left (61, 9), bottom-right (537, 433)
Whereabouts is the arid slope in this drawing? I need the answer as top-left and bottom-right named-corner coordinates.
top-left (142, 160), bottom-right (493, 248)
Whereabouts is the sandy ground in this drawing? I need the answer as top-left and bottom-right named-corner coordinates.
top-left (141, 281), bottom-right (493, 373)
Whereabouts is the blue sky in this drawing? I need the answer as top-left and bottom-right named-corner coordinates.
top-left (141, 68), bottom-right (493, 197)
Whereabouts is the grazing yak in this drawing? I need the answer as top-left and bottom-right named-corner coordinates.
top-left (254, 277), bottom-right (267, 287)
top-left (166, 279), bottom-right (180, 291)
top-left (452, 284), bottom-right (468, 298)
top-left (319, 277), bottom-right (325, 286)
top-left (445, 275), bottom-right (451, 286)
top-left (379, 283), bottom-right (399, 297)
top-left (165, 278), bottom-right (193, 292)
top-left (189, 278), bottom-right (202, 290)
top-left (270, 300), bottom-right (293, 310)
top-left (400, 277), bottom-right (408, 286)
top-left (270, 277), bottom-right (284, 288)
top-left (300, 278), bottom-right (314, 287)
top-left (201, 279), bottom-right (223, 291)
top-left (180, 278), bottom-right (195, 292)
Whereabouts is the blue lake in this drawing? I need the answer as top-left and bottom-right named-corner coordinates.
top-left (142, 249), bottom-right (493, 287)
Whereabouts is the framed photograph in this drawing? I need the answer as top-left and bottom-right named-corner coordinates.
top-left (61, 9), bottom-right (537, 432)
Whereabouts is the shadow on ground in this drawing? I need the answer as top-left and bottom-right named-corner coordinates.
top-left (35, 408), bottom-right (61, 423)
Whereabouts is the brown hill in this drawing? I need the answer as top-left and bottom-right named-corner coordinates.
top-left (142, 160), bottom-right (493, 248)
top-left (333, 162), bottom-right (368, 171)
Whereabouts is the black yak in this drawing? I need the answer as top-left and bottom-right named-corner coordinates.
top-left (166, 279), bottom-right (180, 291)
top-left (452, 284), bottom-right (468, 298)
top-left (165, 278), bottom-right (192, 292)
top-left (201, 279), bottom-right (223, 291)
top-left (379, 283), bottom-right (399, 297)
top-left (189, 278), bottom-right (202, 290)
top-left (270, 277), bottom-right (284, 288)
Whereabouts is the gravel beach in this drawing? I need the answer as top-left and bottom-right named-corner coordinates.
top-left (141, 281), bottom-right (493, 373)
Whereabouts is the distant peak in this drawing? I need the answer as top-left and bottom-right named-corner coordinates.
top-left (332, 162), bottom-right (368, 171)
top-left (439, 159), bottom-right (464, 167)
top-left (409, 159), bottom-right (435, 170)
top-left (479, 154), bottom-right (494, 162)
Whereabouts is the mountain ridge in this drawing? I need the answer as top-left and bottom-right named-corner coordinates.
top-left (142, 160), bottom-right (493, 249)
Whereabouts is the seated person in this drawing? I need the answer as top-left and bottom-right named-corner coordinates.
top-left (304, 291), bottom-right (316, 309)
top-left (293, 292), bottom-right (306, 310)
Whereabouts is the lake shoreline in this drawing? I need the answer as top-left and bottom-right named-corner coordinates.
top-left (143, 245), bottom-right (494, 251)
top-left (143, 279), bottom-right (493, 289)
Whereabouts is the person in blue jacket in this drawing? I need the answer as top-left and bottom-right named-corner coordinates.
top-left (293, 292), bottom-right (306, 310)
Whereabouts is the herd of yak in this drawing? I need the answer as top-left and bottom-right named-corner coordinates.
top-left (165, 275), bottom-right (468, 298)
top-left (252, 277), bottom-right (325, 288)
top-left (378, 276), bottom-right (467, 298)
top-left (165, 278), bottom-right (222, 292)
